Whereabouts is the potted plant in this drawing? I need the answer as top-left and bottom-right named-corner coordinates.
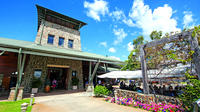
top-left (45, 79), bottom-right (51, 92)
top-left (31, 77), bottom-right (42, 93)
top-left (72, 77), bottom-right (79, 90)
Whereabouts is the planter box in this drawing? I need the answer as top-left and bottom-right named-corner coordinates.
top-left (31, 88), bottom-right (38, 93)
top-left (72, 86), bottom-right (78, 90)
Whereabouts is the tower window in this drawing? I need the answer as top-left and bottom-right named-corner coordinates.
top-left (47, 35), bottom-right (54, 44)
top-left (58, 37), bottom-right (64, 46)
top-left (68, 39), bottom-right (74, 48)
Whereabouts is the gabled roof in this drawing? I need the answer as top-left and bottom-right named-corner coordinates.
top-left (0, 37), bottom-right (123, 64)
top-left (36, 5), bottom-right (87, 30)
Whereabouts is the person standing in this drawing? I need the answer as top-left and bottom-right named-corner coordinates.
top-left (98, 79), bottom-right (102, 85)
top-left (52, 79), bottom-right (57, 89)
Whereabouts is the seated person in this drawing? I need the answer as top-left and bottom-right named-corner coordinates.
top-left (167, 86), bottom-right (175, 97)
top-left (136, 86), bottom-right (143, 93)
top-left (120, 81), bottom-right (125, 89)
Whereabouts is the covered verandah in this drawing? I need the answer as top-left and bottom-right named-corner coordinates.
top-left (0, 37), bottom-right (122, 101)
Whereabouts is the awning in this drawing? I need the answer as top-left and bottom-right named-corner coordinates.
top-left (98, 64), bottom-right (193, 79)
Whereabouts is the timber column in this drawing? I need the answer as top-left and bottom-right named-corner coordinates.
top-left (86, 60), bottom-right (100, 93)
top-left (189, 32), bottom-right (200, 80)
top-left (140, 45), bottom-right (149, 94)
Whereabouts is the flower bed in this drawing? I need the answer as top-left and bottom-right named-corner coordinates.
top-left (105, 96), bottom-right (184, 112)
top-left (115, 89), bottom-right (181, 105)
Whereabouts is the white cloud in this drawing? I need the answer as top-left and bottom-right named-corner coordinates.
top-left (110, 8), bottom-right (136, 27)
top-left (109, 8), bottom-right (125, 21)
top-left (99, 41), bottom-right (107, 47)
top-left (84, 0), bottom-right (109, 21)
top-left (183, 11), bottom-right (194, 28)
top-left (113, 28), bottom-right (127, 45)
top-left (128, 0), bottom-right (180, 40)
top-left (122, 18), bottom-right (136, 27)
top-left (127, 42), bottom-right (134, 52)
top-left (109, 56), bottom-right (120, 60)
top-left (109, 47), bottom-right (116, 53)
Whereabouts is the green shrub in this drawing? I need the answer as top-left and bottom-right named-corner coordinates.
top-left (72, 77), bottom-right (79, 85)
top-left (94, 85), bottom-right (111, 96)
top-left (179, 72), bottom-right (200, 111)
top-left (32, 77), bottom-right (42, 88)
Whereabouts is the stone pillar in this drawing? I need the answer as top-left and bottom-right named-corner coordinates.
top-left (8, 87), bottom-right (16, 101)
top-left (21, 103), bottom-right (28, 112)
top-left (114, 89), bottom-right (118, 103)
top-left (17, 87), bottom-right (24, 100)
top-left (8, 87), bottom-right (24, 101)
top-left (86, 85), bottom-right (94, 92)
top-left (30, 94), bottom-right (34, 106)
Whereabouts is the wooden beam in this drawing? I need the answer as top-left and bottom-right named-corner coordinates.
top-left (18, 54), bottom-right (26, 85)
top-left (145, 31), bottom-right (190, 48)
top-left (14, 48), bottom-right (22, 101)
top-left (188, 33), bottom-right (200, 80)
top-left (90, 60), bottom-right (100, 85)
top-left (86, 60), bottom-right (100, 92)
top-left (0, 50), bottom-right (5, 55)
top-left (104, 63), bottom-right (107, 72)
top-left (140, 45), bottom-right (149, 94)
top-left (89, 61), bottom-right (92, 78)
top-left (86, 61), bottom-right (92, 92)
top-left (106, 63), bottom-right (108, 72)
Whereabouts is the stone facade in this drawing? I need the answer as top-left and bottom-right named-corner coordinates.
top-left (22, 55), bottom-right (83, 92)
top-left (115, 89), bottom-right (181, 105)
top-left (35, 20), bottom-right (82, 51)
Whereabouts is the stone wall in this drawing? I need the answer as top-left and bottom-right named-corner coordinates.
top-left (22, 55), bottom-right (83, 92)
top-left (115, 89), bottom-right (181, 105)
top-left (35, 20), bottom-right (81, 51)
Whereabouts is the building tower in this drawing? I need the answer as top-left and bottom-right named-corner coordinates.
top-left (35, 5), bottom-right (86, 51)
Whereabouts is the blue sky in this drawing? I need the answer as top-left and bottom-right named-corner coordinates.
top-left (0, 0), bottom-right (199, 61)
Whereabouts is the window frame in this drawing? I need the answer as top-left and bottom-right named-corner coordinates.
top-left (68, 39), bottom-right (74, 48)
top-left (47, 34), bottom-right (55, 44)
top-left (58, 37), bottom-right (65, 46)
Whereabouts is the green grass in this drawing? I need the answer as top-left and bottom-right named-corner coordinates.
top-left (0, 98), bottom-right (34, 112)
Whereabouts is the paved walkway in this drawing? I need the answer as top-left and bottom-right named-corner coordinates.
top-left (32, 92), bottom-right (147, 112)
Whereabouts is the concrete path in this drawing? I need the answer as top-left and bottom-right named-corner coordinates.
top-left (32, 92), bottom-right (147, 112)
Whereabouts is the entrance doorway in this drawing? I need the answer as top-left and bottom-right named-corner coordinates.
top-left (46, 67), bottom-right (68, 90)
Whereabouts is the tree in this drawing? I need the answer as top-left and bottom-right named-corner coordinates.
top-left (180, 72), bottom-right (200, 111)
top-left (122, 36), bottom-right (144, 70)
top-left (150, 30), bottom-right (162, 40)
top-left (133, 35), bottom-right (144, 48)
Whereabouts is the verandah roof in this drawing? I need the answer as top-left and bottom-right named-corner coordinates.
top-left (0, 37), bottom-right (123, 64)
top-left (98, 64), bottom-right (192, 79)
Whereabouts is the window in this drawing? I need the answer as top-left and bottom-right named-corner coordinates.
top-left (33, 69), bottom-right (42, 78)
top-left (58, 37), bottom-right (64, 46)
top-left (47, 35), bottom-right (54, 44)
top-left (68, 39), bottom-right (74, 48)
top-left (72, 71), bottom-right (77, 77)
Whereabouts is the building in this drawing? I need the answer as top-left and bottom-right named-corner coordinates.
top-left (0, 5), bottom-right (122, 93)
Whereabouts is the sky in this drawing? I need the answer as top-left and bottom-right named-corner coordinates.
top-left (0, 0), bottom-right (199, 61)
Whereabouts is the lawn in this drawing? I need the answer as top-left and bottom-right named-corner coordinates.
top-left (0, 98), bottom-right (34, 112)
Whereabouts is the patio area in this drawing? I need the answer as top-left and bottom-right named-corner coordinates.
top-left (32, 92), bottom-right (147, 112)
